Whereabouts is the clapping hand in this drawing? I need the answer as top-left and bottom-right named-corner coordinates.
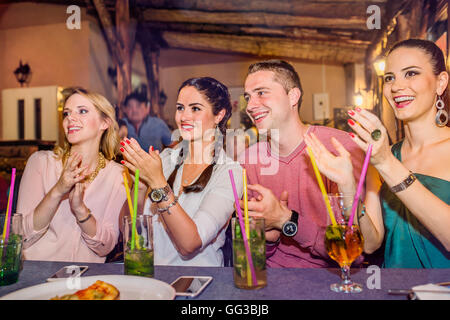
top-left (69, 182), bottom-right (88, 218)
top-left (239, 184), bottom-right (291, 232)
top-left (55, 152), bottom-right (88, 195)
top-left (120, 138), bottom-right (166, 188)
top-left (304, 133), bottom-right (355, 192)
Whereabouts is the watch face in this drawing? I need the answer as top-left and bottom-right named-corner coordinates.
top-left (150, 189), bottom-right (163, 202)
top-left (282, 222), bottom-right (298, 237)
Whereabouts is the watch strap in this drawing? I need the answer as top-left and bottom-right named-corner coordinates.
top-left (290, 210), bottom-right (299, 223)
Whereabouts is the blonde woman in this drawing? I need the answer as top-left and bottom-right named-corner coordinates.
top-left (17, 88), bottom-right (126, 263)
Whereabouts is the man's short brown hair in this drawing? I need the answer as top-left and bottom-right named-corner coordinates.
top-left (247, 59), bottom-right (303, 109)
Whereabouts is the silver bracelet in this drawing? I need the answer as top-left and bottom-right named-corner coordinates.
top-left (157, 197), bottom-right (178, 214)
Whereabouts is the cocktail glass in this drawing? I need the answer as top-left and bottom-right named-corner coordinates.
top-left (123, 215), bottom-right (154, 277)
top-left (325, 193), bottom-right (364, 293)
top-left (0, 213), bottom-right (23, 286)
top-left (231, 217), bottom-right (267, 290)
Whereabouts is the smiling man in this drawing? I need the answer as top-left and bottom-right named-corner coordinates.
top-left (238, 60), bottom-right (366, 268)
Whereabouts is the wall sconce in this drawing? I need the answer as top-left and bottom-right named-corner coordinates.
top-left (354, 89), bottom-right (364, 108)
top-left (14, 60), bottom-right (32, 87)
top-left (373, 57), bottom-right (386, 77)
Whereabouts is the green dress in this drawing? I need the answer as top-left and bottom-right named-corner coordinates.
top-left (380, 140), bottom-right (450, 268)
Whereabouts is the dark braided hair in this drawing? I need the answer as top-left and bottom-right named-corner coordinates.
top-left (167, 77), bottom-right (232, 193)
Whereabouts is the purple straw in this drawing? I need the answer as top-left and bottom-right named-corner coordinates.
top-left (228, 170), bottom-right (258, 286)
top-left (348, 145), bottom-right (372, 227)
top-left (4, 168), bottom-right (16, 242)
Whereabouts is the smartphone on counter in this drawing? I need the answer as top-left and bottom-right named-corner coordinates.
top-left (46, 265), bottom-right (89, 282)
top-left (170, 276), bottom-right (213, 298)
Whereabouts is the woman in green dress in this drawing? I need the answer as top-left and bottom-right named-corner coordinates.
top-left (305, 39), bottom-right (450, 268)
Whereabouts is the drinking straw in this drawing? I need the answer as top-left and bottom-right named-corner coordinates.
top-left (122, 170), bottom-right (140, 249)
top-left (242, 169), bottom-right (250, 237)
top-left (131, 169), bottom-right (139, 250)
top-left (228, 170), bottom-right (257, 286)
top-left (306, 147), bottom-right (337, 226)
top-left (348, 144), bottom-right (372, 227)
top-left (242, 169), bottom-right (252, 287)
top-left (122, 171), bottom-right (134, 218)
top-left (2, 168), bottom-right (16, 242)
top-left (306, 148), bottom-right (350, 263)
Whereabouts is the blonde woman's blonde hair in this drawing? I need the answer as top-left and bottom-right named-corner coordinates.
top-left (54, 87), bottom-right (120, 161)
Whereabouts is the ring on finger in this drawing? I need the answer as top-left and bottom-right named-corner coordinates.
top-left (371, 129), bottom-right (382, 141)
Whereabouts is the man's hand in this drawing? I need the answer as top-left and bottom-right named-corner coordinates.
top-left (239, 184), bottom-right (291, 230)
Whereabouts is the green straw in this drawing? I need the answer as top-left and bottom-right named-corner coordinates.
top-left (131, 169), bottom-right (139, 250)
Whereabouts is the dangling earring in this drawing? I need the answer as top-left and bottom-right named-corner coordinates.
top-left (435, 95), bottom-right (448, 127)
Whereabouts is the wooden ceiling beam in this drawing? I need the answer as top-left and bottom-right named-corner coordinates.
top-left (144, 21), bottom-right (372, 45)
top-left (136, 0), bottom-right (386, 19)
top-left (161, 31), bottom-right (366, 64)
top-left (142, 8), bottom-right (368, 30)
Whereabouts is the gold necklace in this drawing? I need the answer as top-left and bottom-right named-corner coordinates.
top-left (63, 151), bottom-right (106, 184)
top-left (84, 152), bottom-right (106, 184)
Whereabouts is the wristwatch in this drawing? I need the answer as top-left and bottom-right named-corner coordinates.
top-left (282, 210), bottom-right (299, 237)
top-left (149, 184), bottom-right (173, 203)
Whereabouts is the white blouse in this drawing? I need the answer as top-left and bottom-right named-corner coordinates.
top-left (144, 146), bottom-right (243, 266)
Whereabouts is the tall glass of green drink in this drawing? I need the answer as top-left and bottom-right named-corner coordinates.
top-left (123, 215), bottom-right (154, 277)
top-left (1, 213), bottom-right (23, 286)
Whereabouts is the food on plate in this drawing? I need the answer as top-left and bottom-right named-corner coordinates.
top-left (51, 280), bottom-right (119, 300)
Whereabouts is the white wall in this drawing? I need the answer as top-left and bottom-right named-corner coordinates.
top-left (2, 86), bottom-right (61, 142)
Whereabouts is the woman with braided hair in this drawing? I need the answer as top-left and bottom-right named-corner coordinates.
top-left (120, 77), bottom-right (243, 266)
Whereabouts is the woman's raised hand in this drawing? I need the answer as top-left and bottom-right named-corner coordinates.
top-left (304, 133), bottom-right (355, 192)
top-left (347, 108), bottom-right (393, 168)
top-left (68, 182), bottom-right (88, 218)
top-left (120, 138), bottom-right (166, 188)
top-left (55, 152), bottom-right (88, 195)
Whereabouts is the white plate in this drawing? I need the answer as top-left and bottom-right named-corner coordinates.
top-left (0, 275), bottom-right (176, 300)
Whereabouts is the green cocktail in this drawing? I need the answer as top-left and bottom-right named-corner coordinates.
top-left (123, 215), bottom-right (154, 278)
top-left (232, 218), bottom-right (267, 290)
top-left (0, 234), bottom-right (23, 286)
top-left (124, 247), bottom-right (154, 277)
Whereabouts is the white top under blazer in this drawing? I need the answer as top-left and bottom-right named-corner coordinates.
top-left (144, 145), bottom-right (243, 267)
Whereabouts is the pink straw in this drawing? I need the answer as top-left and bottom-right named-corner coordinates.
top-left (228, 170), bottom-right (257, 286)
top-left (348, 145), bottom-right (372, 227)
top-left (4, 168), bottom-right (16, 242)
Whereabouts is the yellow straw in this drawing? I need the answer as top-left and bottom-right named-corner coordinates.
top-left (306, 147), bottom-right (337, 226)
top-left (122, 170), bottom-right (140, 249)
top-left (123, 171), bottom-right (134, 219)
top-left (242, 169), bottom-right (252, 286)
